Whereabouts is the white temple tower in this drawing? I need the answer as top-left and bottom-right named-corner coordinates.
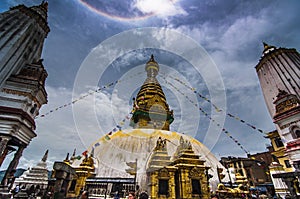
top-left (256, 43), bottom-right (300, 198)
top-left (256, 43), bottom-right (300, 117)
top-left (0, 1), bottom-right (49, 189)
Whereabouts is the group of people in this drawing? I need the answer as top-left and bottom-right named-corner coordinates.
top-left (78, 190), bottom-right (148, 199)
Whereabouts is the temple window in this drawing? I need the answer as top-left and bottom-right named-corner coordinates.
top-left (69, 180), bottom-right (76, 192)
top-left (246, 169), bottom-right (251, 178)
top-left (30, 104), bottom-right (37, 114)
top-left (290, 125), bottom-right (300, 139)
top-left (296, 130), bottom-right (300, 138)
top-left (272, 155), bottom-right (279, 162)
top-left (274, 137), bottom-right (284, 148)
top-left (238, 161), bottom-right (242, 168)
top-left (238, 169), bottom-right (244, 176)
top-left (284, 160), bottom-right (292, 168)
top-left (158, 179), bottom-right (169, 195)
top-left (191, 179), bottom-right (202, 195)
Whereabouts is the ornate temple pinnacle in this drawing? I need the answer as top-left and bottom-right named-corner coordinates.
top-left (261, 42), bottom-right (276, 57)
top-left (130, 55), bottom-right (174, 130)
top-left (148, 54), bottom-right (155, 62)
top-left (263, 42), bottom-right (269, 49)
top-left (65, 153), bottom-right (69, 161)
top-left (72, 148), bottom-right (76, 156)
top-left (41, 1), bottom-right (48, 10)
top-left (145, 54), bottom-right (159, 78)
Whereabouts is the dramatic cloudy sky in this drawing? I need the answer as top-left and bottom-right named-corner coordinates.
top-left (1, 0), bottom-right (300, 170)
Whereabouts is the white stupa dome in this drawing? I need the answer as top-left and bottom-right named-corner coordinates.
top-left (83, 129), bottom-right (229, 191)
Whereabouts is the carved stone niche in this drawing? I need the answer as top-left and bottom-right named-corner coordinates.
top-left (159, 167), bottom-right (170, 179)
top-left (189, 167), bottom-right (202, 179)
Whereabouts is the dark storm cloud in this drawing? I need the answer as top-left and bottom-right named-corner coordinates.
top-left (172, 0), bottom-right (300, 61)
top-left (171, 0), bottom-right (295, 29)
top-left (44, 0), bottom-right (123, 88)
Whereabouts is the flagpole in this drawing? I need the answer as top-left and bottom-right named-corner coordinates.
top-left (134, 158), bottom-right (137, 187)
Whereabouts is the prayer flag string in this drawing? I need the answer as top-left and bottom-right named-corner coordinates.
top-left (161, 75), bottom-right (250, 155)
top-left (159, 73), bottom-right (267, 135)
top-left (36, 68), bottom-right (264, 155)
top-left (91, 111), bottom-right (133, 147)
top-left (36, 72), bottom-right (143, 119)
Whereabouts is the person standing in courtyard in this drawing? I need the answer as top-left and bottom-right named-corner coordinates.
top-left (139, 191), bottom-right (149, 199)
top-left (80, 190), bottom-right (89, 199)
top-left (128, 192), bottom-right (136, 199)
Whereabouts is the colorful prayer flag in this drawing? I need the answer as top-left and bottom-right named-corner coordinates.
top-left (105, 135), bottom-right (111, 140)
top-left (82, 150), bottom-right (88, 156)
top-left (76, 155), bottom-right (81, 160)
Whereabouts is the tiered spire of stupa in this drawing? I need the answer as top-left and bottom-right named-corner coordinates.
top-left (130, 55), bottom-right (174, 130)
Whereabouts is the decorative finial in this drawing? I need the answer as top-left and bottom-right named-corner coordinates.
top-left (154, 137), bottom-right (167, 151)
top-left (65, 152), bottom-right (69, 161)
top-left (72, 148), bottom-right (76, 157)
top-left (145, 54), bottom-right (159, 77)
top-left (90, 147), bottom-right (94, 157)
top-left (261, 42), bottom-right (276, 57)
top-left (40, 1), bottom-right (48, 10)
top-left (263, 42), bottom-right (269, 49)
top-left (41, 149), bottom-right (48, 162)
top-left (147, 54), bottom-right (156, 63)
top-left (276, 89), bottom-right (288, 98)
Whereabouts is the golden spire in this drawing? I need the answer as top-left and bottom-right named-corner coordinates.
top-left (130, 55), bottom-right (174, 130)
top-left (146, 54), bottom-right (159, 79)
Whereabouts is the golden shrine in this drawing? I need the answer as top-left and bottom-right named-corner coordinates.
top-left (147, 136), bottom-right (211, 198)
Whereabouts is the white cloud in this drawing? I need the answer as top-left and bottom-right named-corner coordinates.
top-left (172, 9), bottom-right (276, 90)
top-left (133, 0), bottom-right (187, 17)
top-left (219, 16), bottom-right (270, 53)
top-left (72, 88), bottom-right (131, 147)
top-left (174, 15), bottom-right (269, 57)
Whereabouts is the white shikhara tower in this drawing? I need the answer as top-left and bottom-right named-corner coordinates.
top-left (0, 2), bottom-right (49, 187)
top-left (256, 43), bottom-right (300, 197)
top-left (14, 150), bottom-right (49, 190)
top-left (256, 43), bottom-right (300, 117)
